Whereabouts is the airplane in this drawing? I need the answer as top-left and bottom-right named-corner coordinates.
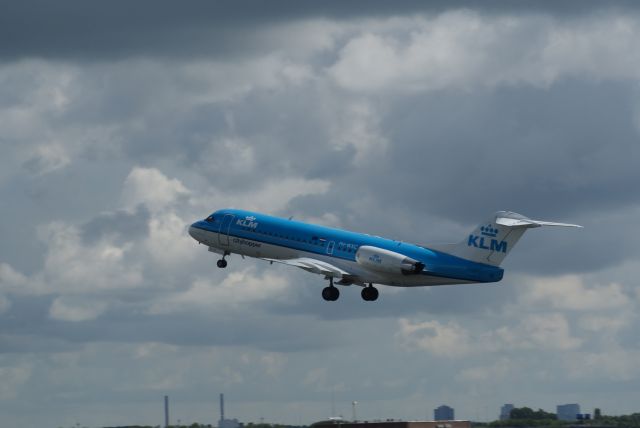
top-left (188, 209), bottom-right (581, 302)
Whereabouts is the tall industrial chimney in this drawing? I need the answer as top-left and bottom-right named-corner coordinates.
top-left (220, 393), bottom-right (225, 426)
top-left (164, 395), bottom-right (169, 428)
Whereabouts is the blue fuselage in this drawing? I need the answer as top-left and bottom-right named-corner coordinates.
top-left (189, 209), bottom-right (503, 287)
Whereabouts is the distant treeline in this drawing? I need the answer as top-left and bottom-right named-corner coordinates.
top-left (98, 414), bottom-right (640, 428)
top-left (100, 424), bottom-right (308, 428)
top-left (474, 407), bottom-right (640, 428)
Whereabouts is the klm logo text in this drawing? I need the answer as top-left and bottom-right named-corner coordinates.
top-left (236, 218), bottom-right (258, 229)
top-left (369, 254), bottom-right (382, 264)
top-left (467, 235), bottom-right (507, 253)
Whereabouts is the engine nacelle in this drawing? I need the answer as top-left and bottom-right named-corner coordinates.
top-left (355, 245), bottom-right (424, 275)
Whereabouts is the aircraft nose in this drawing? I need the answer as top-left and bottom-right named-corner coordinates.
top-left (188, 223), bottom-right (199, 240)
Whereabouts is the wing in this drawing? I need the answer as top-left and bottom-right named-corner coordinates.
top-left (262, 257), bottom-right (362, 284)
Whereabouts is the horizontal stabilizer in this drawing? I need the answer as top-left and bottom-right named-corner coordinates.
top-left (496, 215), bottom-right (582, 228)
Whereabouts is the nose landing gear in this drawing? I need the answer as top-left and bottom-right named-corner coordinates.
top-left (217, 251), bottom-right (230, 268)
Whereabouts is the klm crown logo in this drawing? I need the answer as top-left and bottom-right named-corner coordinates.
top-left (480, 225), bottom-right (498, 237)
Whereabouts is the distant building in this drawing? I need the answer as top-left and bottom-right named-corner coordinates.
top-left (557, 404), bottom-right (581, 421)
top-left (312, 420), bottom-right (470, 428)
top-left (220, 418), bottom-right (241, 428)
top-left (434, 405), bottom-right (455, 421)
top-left (594, 408), bottom-right (602, 420)
top-left (219, 393), bottom-right (241, 428)
top-left (164, 395), bottom-right (170, 428)
top-left (500, 404), bottom-right (514, 421)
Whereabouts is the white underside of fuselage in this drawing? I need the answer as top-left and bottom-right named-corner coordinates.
top-left (190, 228), bottom-right (474, 287)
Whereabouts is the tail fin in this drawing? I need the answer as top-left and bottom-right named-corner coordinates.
top-left (445, 211), bottom-right (582, 266)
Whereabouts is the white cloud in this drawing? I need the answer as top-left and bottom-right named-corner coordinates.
top-left (579, 314), bottom-right (631, 334)
top-left (329, 12), bottom-right (640, 93)
top-left (0, 263), bottom-right (30, 291)
top-left (300, 212), bottom-right (342, 229)
top-left (396, 318), bottom-right (471, 357)
top-left (398, 312), bottom-right (582, 357)
top-left (121, 165), bottom-right (330, 221)
top-left (264, 19), bottom-right (343, 60)
top-left (330, 32), bottom-right (405, 92)
top-left (23, 144), bottom-right (71, 175)
top-left (145, 211), bottom-right (194, 267)
top-left (196, 176), bottom-right (331, 214)
top-left (199, 137), bottom-right (256, 175)
top-left (567, 349), bottom-right (640, 381)
top-left (278, 62), bottom-right (315, 85)
top-left (259, 352), bottom-right (288, 377)
top-left (49, 296), bottom-right (108, 322)
top-left (132, 342), bottom-right (180, 360)
top-left (237, 177), bottom-right (330, 212)
top-left (148, 267), bottom-right (291, 314)
top-left (522, 275), bottom-right (630, 311)
top-left (541, 16), bottom-right (640, 82)
top-left (0, 361), bottom-right (32, 400)
top-left (507, 313), bottom-right (582, 351)
top-left (0, 293), bottom-right (10, 314)
top-left (178, 54), bottom-right (320, 103)
top-left (303, 367), bottom-right (328, 389)
top-left (456, 357), bottom-right (515, 382)
top-left (121, 167), bottom-right (190, 212)
top-left (40, 222), bottom-right (143, 293)
top-left (328, 101), bottom-right (388, 165)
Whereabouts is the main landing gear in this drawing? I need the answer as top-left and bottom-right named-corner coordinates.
top-left (216, 251), bottom-right (230, 268)
top-left (322, 277), bottom-right (340, 302)
top-left (321, 279), bottom-right (379, 302)
top-left (361, 283), bottom-right (379, 301)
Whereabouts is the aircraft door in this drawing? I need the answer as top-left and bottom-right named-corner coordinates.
top-left (326, 241), bottom-right (335, 255)
top-left (218, 214), bottom-right (235, 247)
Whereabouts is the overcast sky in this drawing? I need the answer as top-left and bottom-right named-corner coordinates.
top-left (2, 1), bottom-right (640, 427)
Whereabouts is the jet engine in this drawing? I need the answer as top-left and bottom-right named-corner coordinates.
top-left (355, 245), bottom-right (425, 275)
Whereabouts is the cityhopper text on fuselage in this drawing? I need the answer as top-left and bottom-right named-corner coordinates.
top-left (188, 209), bottom-right (581, 302)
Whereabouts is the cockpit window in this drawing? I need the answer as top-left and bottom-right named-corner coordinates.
top-left (205, 215), bottom-right (215, 223)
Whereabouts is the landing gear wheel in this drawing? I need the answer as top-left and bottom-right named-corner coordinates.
top-left (322, 286), bottom-right (339, 301)
top-left (217, 251), bottom-right (230, 268)
top-left (361, 284), bottom-right (379, 301)
top-left (322, 277), bottom-right (340, 302)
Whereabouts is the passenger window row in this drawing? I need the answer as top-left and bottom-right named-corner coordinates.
top-left (234, 225), bottom-right (358, 254)
top-left (236, 226), bottom-right (327, 247)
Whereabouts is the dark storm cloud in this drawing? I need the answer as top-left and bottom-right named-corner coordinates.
top-left (0, 292), bottom-right (346, 352)
top-left (372, 80), bottom-right (640, 222)
top-left (0, 296), bottom-right (83, 353)
top-left (2, 0), bottom-right (639, 60)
